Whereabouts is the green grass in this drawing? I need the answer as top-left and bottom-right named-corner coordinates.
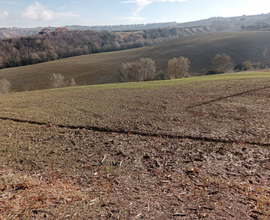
top-left (47, 71), bottom-right (270, 91)
top-left (0, 31), bottom-right (270, 92)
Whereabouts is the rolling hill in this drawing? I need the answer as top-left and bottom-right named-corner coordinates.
top-left (0, 72), bottom-right (269, 218)
top-left (0, 31), bottom-right (270, 92)
top-left (1, 12), bottom-right (270, 38)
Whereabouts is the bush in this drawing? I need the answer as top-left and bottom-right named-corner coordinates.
top-left (167, 56), bottom-right (190, 79)
top-left (153, 70), bottom-right (168, 80)
top-left (0, 79), bottom-right (11, 94)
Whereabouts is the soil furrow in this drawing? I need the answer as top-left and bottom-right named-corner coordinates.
top-left (187, 85), bottom-right (270, 108)
top-left (1, 116), bottom-right (269, 147)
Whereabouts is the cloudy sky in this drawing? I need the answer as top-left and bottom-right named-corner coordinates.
top-left (0, 0), bottom-right (270, 27)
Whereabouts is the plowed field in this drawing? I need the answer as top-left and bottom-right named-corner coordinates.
top-left (0, 72), bottom-right (269, 219)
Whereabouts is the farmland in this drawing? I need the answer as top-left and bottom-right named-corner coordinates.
top-left (1, 31), bottom-right (270, 92)
top-left (0, 71), bottom-right (269, 219)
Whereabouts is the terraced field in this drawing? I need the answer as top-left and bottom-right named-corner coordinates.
top-left (0, 72), bottom-right (270, 219)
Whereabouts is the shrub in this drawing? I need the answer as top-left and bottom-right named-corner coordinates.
top-left (167, 56), bottom-right (190, 79)
top-left (153, 70), bottom-right (167, 80)
top-left (0, 79), bottom-right (11, 94)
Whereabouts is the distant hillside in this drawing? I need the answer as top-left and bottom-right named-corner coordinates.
top-left (0, 31), bottom-right (269, 92)
top-left (1, 13), bottom-right (270, 38)
top-left (0, 26), bottom-right (213, 70)
top-left (0, 27), bottom-right (42, 38)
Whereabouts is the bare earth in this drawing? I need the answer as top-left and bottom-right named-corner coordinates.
top-left (0, 72), bottom-right (269, 219)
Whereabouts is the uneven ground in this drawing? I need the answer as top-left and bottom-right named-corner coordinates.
top-left (0, 72), bottom-right (270, 219)
top-left (1, 31), bottom-right (270, 92)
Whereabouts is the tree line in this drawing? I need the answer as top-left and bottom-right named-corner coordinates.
top-left (118, 56), bottom-right (190, 82)
top-left (118, 48), bottom-right (270, 83)
top-left (0, 26), bottom-right (210, 70)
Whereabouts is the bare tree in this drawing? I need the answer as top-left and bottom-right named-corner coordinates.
top-left (118, 58), bottom-right (156, 82)
top-left (0, 79), bottom-right (11, 94)
top-left (137, 58), bottom-right (156, 81)
top-left (70, 78), bottom-right (76, 87)
top-left (167, 56), bottom-right (190, 79)
top-left (242, 61), bottom-right (252, 71)
top-left (212, 53), bottom-right (234, 73)
top-left (118, 62), bottom-right (137, 82)
top-left (49, 73), bottom-right (66, 88)
top-left (262, 47), bottom-right (270, 67)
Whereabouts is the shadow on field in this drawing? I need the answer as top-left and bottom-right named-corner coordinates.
top-left (0, 116), bottom-right (269, 147)
top-left (187, 85), bottom-right (270, 109)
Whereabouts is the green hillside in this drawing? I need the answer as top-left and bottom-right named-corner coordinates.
top-left (0, 31), bottom-right (270, 92)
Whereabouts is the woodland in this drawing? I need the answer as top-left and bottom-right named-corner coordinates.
top-left (0, 26), bottom-right (211, 69)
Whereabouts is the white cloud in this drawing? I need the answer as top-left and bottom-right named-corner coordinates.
top-left (120, 16), bottom-right (145, 21)
top-left (0, 1), bottom-right (16, 4)
top-left (20, 1), bottom-right (79, 21)
top-left (122, 0), bottom-right (188, 15)
top-left (72, 0), bottom-right (85, 4)
top-left (0, 11), bottom-right (9, 18)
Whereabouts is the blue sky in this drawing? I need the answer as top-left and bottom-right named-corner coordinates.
top-left (0, 0), bottom-right (270, 27)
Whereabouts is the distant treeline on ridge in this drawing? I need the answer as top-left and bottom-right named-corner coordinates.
top-left (0, 26), bottom-right (212, 69)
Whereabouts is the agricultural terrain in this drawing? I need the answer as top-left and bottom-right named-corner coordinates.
top-left (1, 31), bottom-right (270, 92)
top-left (0, 71), bottom-right (269, 219)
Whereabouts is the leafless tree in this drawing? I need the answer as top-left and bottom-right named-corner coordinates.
top-left (212, 53), bottom-right (234, 73)
top-left (137, 58), bottom-right (156, 81)
top-left (119, 58), bottom-right (156, 82)
top-left (49, 73), bottom-right (66, 88)
top-left (0, 79), bottom-right (11, 94)
top-left (242, 61), bottom-right (252, 71)
top-left (167, 56), bottom-right (190, 78)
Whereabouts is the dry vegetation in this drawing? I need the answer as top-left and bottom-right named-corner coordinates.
top-left (0, 72), bottom-right (269, 219)
top-left (0, 31), bottom-right (270, 92)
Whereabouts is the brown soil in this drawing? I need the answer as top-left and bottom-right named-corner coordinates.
top-left (0, 74), bottom-right (269, 219)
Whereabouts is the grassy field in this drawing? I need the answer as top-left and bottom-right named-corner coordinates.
top-left (0, 31), bottom-right (270, 92)
top-left (0, 71), bottom-right (270, 219)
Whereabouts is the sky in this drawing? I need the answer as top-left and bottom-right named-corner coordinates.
top-left (0, 0), bottom-right (270, 28)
